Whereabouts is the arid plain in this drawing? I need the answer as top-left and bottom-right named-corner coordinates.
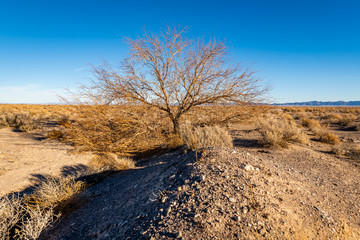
top-left (1, 104), bottom-right (360, 239)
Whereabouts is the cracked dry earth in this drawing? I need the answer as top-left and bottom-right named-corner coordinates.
top-left (40, 141), bottom-right (360, 239)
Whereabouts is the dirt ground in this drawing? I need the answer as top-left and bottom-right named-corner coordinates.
top-left (38, 123), bottom-right (360, 239)
top-left (0, 127), bottom-right (92, 196)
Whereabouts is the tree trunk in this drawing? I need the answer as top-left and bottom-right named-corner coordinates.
top-left (172, 118), bottom-right (180, 134)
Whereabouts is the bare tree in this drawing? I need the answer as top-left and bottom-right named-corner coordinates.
top-left (88, 27), bottom-right (267, 133)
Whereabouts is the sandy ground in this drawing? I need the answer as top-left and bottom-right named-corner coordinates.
top-left (0, 128), bottom-right (92, 196)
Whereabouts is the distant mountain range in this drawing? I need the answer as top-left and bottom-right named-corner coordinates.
top-left (274, 101), bottom-right (360, 106)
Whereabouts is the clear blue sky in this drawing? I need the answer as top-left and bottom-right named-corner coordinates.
top-left (1, 0), bottom-right (359, 103)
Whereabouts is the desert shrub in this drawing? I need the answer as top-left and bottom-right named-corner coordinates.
top-left (301, 118), bottom-right (322, 130)
top-left (26, 177), bottom-right (84, 209)
top-left (0, 113), bottom-right (41, 132)
top-left (0, 114), bottom-right (8, 128)
top-left (62, 105), bottom-right (170, 154)
top-left (0, 175), bottom-right (84, 240)
top-left (257, 115), bottom-right (309, 148)
top-left (90, 153), bottom-right (136, 171)
top-left (165, 133), bottom-right (184, 150)
top-left (0, 195), bottom-right (23, 240)
top-left (17, 206), bottom-right (58, 240)
top-left (322, 113), bottom-right (343, 124)
top-left (313, 128), bottom-right (340, 144)
top-left (331, 144), bottom-right (347, 156)
top-left (338, 114), bottom-right (357, 126)
top-left (331, 144), bottom-right (360, 160)
top-left (46, 130), bottom-right (64, 140)
top-left (180, 123), bottom-right (233, 150)
top-left (348, 146), bottom-right (360, 160)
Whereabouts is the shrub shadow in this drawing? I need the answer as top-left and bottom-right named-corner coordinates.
top-left (233, 138), bottom-right (261, 148)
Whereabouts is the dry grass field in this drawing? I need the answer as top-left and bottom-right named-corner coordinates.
top-left (0, 104), bottom-right (360, 239)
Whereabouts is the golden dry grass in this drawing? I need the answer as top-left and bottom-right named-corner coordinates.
top-left (89, 153), bottom-right (136, 171)
top-left (180, 123), bottom-right (233, 150)
top-left (301, 118), bottom-right (322, 130)
top-left (338, 114), bottom-right (357, 126)
top-left (0, 194), bottom-right (23, 240)
top-left (17, 206), bottom-right (58, 240)
top-left (0, 175), bottom-right (83, 240)
top-left (25, 177), bottom-right (84, 209)
top-left (257, 115), bottom-right (309, 148)
top-left (312, 127), bottom-right (340, 144)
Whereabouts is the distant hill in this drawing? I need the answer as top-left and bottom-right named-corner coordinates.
top-left (274, 101), bottom-right (360, 106)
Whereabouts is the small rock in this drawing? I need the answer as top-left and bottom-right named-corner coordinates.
top-left (241, 206), bottom-right (249, 214)
top-left (177, 186), bottom-right (182, 191)
top-left (160, 196), bottom-right (168, 203)
top-left (243, 164), bottom-right (255, 171)
top-left (233, 216), bottom-right (241, 221)
top-left (229, 198), bottom-right (237, 203)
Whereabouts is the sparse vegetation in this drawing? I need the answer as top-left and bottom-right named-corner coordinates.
top-left (17, 206), bottom-right (58, 240)
top-left (301, 117), bottom-right (322, 130)
top-left (1, 104), bottom-right (360, 239)
top-left (0, 175), bottom-right (83, 240)
top-left (179, 123), bottom-right (233, 150)
top-left (90, 153), bottom-right (136, 171)
top-left (257, 115), bottom-right (309, 148)
top-left (25, 176), bottom-right (84, 209)
top-left (46, 130), bottom-right (64, 140)
top-left (0, 195), bottom-right (23, 240)
top-left (0, 113), bottom-right (41, 132)
top-left (338, 114), bottom-right (357, 126)
top-left (313, 127), bottom-right (340, 144)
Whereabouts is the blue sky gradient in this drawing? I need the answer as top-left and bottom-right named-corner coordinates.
top-left (0, 0), bottom-right (359, 103)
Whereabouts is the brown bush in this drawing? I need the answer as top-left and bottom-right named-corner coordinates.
top-left (46, 130), bottom-right (64, 140)
top-left (90, 153), bottom-right (136, 171)
top-left (0, 113), bottom-right (41, 132)
top-left (301, 118), bottom-right (322, 130)
top-left (18, 206), bottom-right (58, 240)
top-left (313, 128), bottom-right (340, 145)
top-left (338, 114), bottom-right (357, 126)
top-left (331, 144), bottom-right (347, 156)
top-left (348, 146), bottom-right (360, 160)
top-left (180, 123), bottom-right (233, 150)
top-left (26, 176), bottom-right (84, 209)
top-left (322, 113), bottom-right (343, 124)
top-left (257, 115), bottom-right (309, 148)
top-left (62, 105), bottom-right (170, 154)
top-left (0, 195), bottom-right (23, 240)
top-left (331, 144), bottom-right (360, 160)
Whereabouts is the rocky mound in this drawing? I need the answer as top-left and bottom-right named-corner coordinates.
top-left (40, 146), bottom-right (360, 239)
